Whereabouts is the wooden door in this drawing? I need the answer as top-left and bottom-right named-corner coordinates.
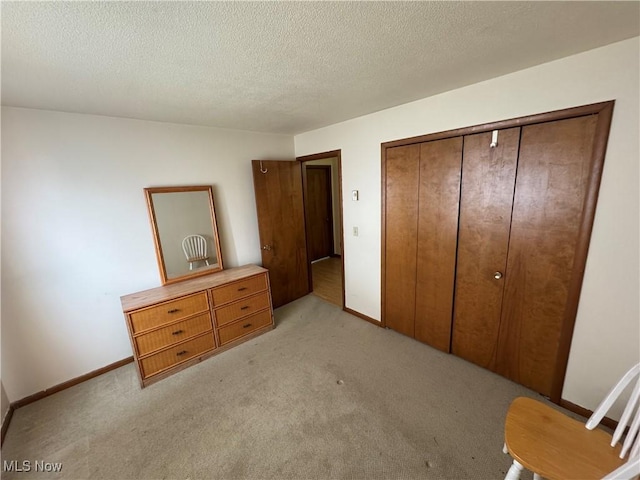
top-left (495, 116), bottom-right (598, 396)
top-left (384, 144), bottom-right (420, 337)
top-left (414, 137), bottom-right (463, 351)
top-left (451, 128), bottom-right (520, 367)
top-left (304, 166), bottom-right (334, 261)
top-left (252, 160), bottom-right (309, 308)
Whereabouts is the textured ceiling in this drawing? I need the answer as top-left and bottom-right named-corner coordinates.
top-left (2, 1), bottom-right (639, 134)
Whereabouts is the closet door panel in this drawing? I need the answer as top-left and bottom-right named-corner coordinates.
top-left (496, 115), bottom-right (597, 396)
top-left (414, 137), bottom-right (463, 351)
top-left (451, 128), bottom-right (520, 368)
top-left (384, 145), bottom-right (420, 337)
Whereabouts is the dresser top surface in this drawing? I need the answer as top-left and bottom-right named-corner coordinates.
top-left (121, 264), bottom-right (267, 312)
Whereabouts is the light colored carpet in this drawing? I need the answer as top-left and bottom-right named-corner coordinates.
top-left (1, 294), bottom-right (544, 480)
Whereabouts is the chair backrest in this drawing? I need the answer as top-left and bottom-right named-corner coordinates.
top-left (586, 362), bottom-right (640, 459)
top-left (601, 455), bottom-right (640, 480)
top-left (182, 235), bottom-right (207, 261)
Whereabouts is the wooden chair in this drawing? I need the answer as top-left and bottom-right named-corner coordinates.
top-left (503, 362), bottom-right (640, 480)
top-left (181, 235), bottom-right (210, 270)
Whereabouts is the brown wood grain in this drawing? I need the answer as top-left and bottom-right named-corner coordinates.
top-left (140, 332), bottom-right (215, 378)
top-left (134, 312), bottom-right (213, 356)
top-left (496, 115), bottom-right (598, 396)
top-left (122, 265), bottom-right (274, 387)
top-left (252, 160), bottom-right (310, 308)
top-left (1, 404), bottom-right (14, 447)
top-left (344, 307), bottom-right (383, 327)
top-left (559, 398), bottom-right (621, 432)
top-left (10, 357), bottom-right (134, 409)
top-left (128, 292), bottom-right (209, 333)
top-left (217, 309), bottom-right (273, 345)
top-left (414, 137), bottom-right (463, 351)
top-left (121, 265), bottom-right (267, 311)
top-left (381, 102), bottom-right (614, 402)
top-left (381, 101), bottom-right (613, 150)
top-left (209, 272), bottom-right (268, 306)
top-left (505, 397), bottom-right (624, 480)
top-left (451, 128), bottom-right (520, 367)
top-left (305, 166), bottom-right (334, 261)
top-left (384, 144), bottom-right (420, 338)
top-left (139, 326), bottom-right (274, 388)
top-left (214, 292), bottom-right (271, 326)
top-left (551, 102), bottom-right (614, 402)
top-left (311, 257), bottom-right (342, 306)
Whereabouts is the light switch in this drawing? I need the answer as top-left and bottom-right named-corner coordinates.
top-left (352, 190), bottom-right (359, 201)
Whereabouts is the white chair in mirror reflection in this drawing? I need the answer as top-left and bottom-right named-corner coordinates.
top-left (503, 362), bottom-right (640, 480)
top-left (181, 235), bottom-right (210, 270)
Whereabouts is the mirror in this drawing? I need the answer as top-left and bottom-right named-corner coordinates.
top-left (145, 186), bottom-right (223, 285)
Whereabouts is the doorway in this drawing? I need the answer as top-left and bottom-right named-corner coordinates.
top-left (298, 151), bottom-right (344, 308)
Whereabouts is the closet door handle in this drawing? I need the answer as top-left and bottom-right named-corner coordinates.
top-left (494, 271), bottom-right (503, 280)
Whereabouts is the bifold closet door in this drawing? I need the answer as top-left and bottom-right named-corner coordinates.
top-left (453, 116), bottom-right (599, 396)
top-left (451, 128), bottom-right (520, 367)
top-left (415, 138), bottom-right (463, 351)
top-left (495, 115), bottom-right (598, 396)
top-left (385, 138), bottom-right (462, 345)
top-left (384, 144), bottom-right (420, 338)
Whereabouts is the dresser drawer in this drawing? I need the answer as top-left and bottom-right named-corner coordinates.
top-left (210, 274), bottom-right (268, 306)
top-left (218, 309), bottom-right (272, 346)
top-left (140, 333), bottom-right (215, 378)
top-left (214, 292), bottom-right (271, 327)
top-left (134, 313), bottom-right (213, 356)
top-left (129, 292), bottom-right (209, 333)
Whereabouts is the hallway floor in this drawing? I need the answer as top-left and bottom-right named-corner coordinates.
top-left (311, 256), bottom-right (342, 307)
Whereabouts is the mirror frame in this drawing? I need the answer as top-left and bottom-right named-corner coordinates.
top-left (145, 185), bottom-right (224, 285)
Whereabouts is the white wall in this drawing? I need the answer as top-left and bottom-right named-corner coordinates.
top-left (1, 108), bottom-right (293, 401)
top-left (294, 38), bottom-right (640, 414)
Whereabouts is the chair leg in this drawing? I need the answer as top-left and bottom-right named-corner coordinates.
top-left (505, 459), bottom-right (524, 480)
top-left (502, 443), bottom-right (508, 454)
top-left (533, 474), bottom-right (542, 480)
top-left (205, 259), bottom-right (210, 266)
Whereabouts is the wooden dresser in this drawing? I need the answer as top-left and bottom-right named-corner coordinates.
top-left (121, 264), bottom-right (274, 387)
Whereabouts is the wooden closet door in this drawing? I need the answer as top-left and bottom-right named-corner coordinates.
top-left (384, 145), bottom-right (420, 337)
top-left (496, 115), bottom-right (598, 396)
top-left (451, 128), bottom-right (520, 367)
top-left (414, 137), bottom-right (463, 351)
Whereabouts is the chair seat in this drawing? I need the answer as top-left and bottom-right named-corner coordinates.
top-left (505, 397), bottom-right (625, 480)
top-left (187, 256), bottom-right (209, 262)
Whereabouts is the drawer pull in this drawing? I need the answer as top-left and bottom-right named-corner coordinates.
top-left (237, 287), bottom-right (248, 291)
top-left (240, 306), bottom-right (250, 310)
top-left (176, 350), bottom-right (188, 356)
top-left (172, 329), bottom-right (184, 335)
top-left (167, 308), bottom-right (180, 314)
top-left (243, 323), bottom-right (252, 329)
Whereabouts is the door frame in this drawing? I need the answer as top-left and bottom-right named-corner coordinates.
top-left (381, 101), bottom-right (615, 404)
top-left (297, 150), bottom-right (345, 308)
